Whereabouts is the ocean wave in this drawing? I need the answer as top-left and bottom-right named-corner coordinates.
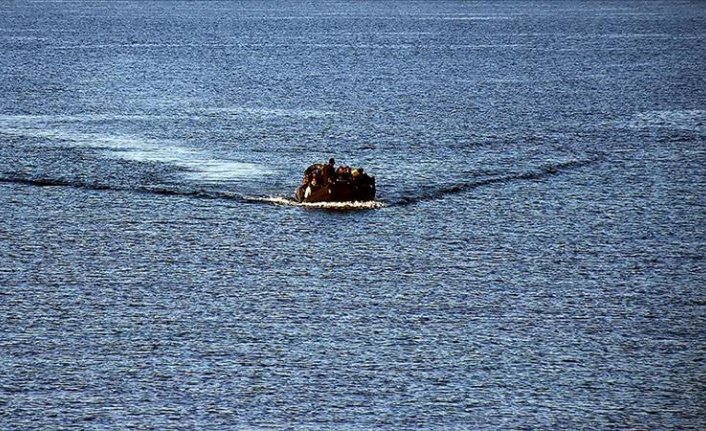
top-left (392, 158), bottom-right (600, 206)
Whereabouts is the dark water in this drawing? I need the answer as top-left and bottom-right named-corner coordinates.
top-left (1, 1), bottom-right (705, 429)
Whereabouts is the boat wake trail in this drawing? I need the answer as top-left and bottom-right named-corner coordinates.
top-left (251, 196), bottom-right (387, 210)
top-left (0, 175), bottom-right (254, 204)
top-left (391, 157), bottom-right (601, 206)
top-left (1, 157), bottom-right (600, 209)
top-left (0, 174), bottom-right (384, 210)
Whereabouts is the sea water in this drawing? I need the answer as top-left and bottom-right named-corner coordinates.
top-left (1, 1), bottom-right (705, 429)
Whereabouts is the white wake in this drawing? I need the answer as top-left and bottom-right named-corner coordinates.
top-left (252, 196), bottom-right (386, 210)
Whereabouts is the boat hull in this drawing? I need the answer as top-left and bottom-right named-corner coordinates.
top-left (294, 178), bottom-right (375, 203)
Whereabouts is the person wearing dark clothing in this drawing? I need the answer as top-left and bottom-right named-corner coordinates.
top-left (323, 157), bottom-right (336, 184)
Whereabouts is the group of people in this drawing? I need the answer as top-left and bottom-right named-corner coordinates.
top-left (301, 158), bottom-right (372, 188)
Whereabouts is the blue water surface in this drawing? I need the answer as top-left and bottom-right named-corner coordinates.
top-left (1, 1), bottom-right (705, 429)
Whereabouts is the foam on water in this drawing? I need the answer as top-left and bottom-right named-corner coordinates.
top-left (0, 115), bottom-right (273, 181)
top-left (0, 113), bottom-right (184, 124)
top-left (50, 42), bottom-right (256, 50)
top-left (567, 33), bottom-right (672, 40)
top-left (254, 196), bottom-right (387, 210)
top-left (202, 107), bottom-right (336, 119)
top-left (415, 16), bottom-right (514, 21)
top-left (622, 110), bottom-right (706, 132)
top-left (117, 146), bottom-right (270, 182)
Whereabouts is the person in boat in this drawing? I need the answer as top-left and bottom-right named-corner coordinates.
top-left (295, 159), bottom-right (375, 202)
top-left (304, 164), bottom-right (320, 179)
top-left (303, 169), bottom-right (322, 199)
top-left (336, 165), bottom-right (351, 180)
top-left (322, 158), bottom-right (336, 184)
top-left (352, 167), bottom-right (374, 187)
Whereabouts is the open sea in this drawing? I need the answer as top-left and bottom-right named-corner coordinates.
top-left (1, 1), bottom-right (705, 429)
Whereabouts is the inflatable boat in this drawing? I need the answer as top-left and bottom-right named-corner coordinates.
top-left (294, 162), bottom-right (375, 203)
